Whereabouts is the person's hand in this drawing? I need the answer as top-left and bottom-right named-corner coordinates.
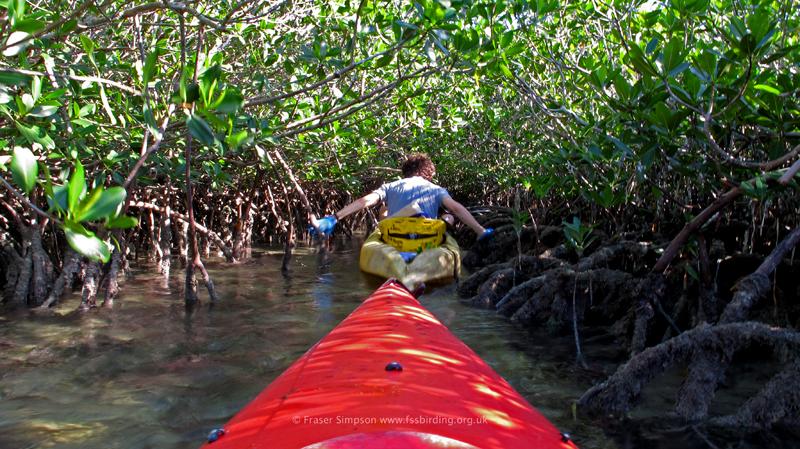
top-left (310, 215), bottom-right (337, 238)
top-left (478, 228), bottom-right (494, 243)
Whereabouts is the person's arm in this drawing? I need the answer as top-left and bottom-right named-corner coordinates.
top-left (335, 192), bottom-right (381, 220)
top-left (311, 192), bottom-right (382, 237)
top-left (441, 197), bottom-right (490, 238)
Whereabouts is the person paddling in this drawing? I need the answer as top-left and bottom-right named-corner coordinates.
top-left (311, 153), bottom-right (493, 242)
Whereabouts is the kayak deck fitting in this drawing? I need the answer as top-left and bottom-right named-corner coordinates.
top-left (200, 279), bottom-right (577, 449)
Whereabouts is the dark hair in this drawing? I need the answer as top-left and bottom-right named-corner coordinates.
top-left (401, 153), bottom-right (435, 180)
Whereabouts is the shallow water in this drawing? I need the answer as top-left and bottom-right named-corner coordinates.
top-left (0, 238), bottom-right (796, 449)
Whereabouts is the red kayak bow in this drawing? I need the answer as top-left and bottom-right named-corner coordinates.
top-left (200, 279), bottom-right (577, 449)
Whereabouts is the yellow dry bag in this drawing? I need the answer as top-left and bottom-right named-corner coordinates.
top-left (379, 217), bottom-right (447, 252)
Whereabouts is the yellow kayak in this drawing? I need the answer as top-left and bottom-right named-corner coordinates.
top-left (359, 228), bottom-right (461, 288)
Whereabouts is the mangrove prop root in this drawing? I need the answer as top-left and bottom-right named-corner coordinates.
top-left (712, 361), bottom-right (800, 428)
top-left (468, 268), bottom-right (527, 308)
top-left (196, 258), bottom-right (220, 301)
top-left (631, 274), bottom-right (665, 355)
top-left (131, 201), bottom-right (236, 262)
top-left (496, 243), bottom-right (647, 324)
top-left (39, 249), bottom-right (82, 308)
top-left (102, 242), bottom-right (124, 308)
top-left (674, 230), bottom-right (800, 421)
top-left (3, 244), bottom-right (23, 302)
top-left (80, 260), bottom-right (102, 309)
top-left (653, 186), bottom-right (743, 274)
top-left (159, 205), bottom-right (172, 277)
top-left (30, 223), bottom-right (55, 306)
top-left (719, 226), bottom-right (800, 324)
top-left (719, 274), bottom-right (773, 324)
top-left (511, 273), bottom-right (565, 323)
top-left (176, 221), bottom-right (188, 267)
top-left (457, 262), bottom-right (511, 297)
top-left (675, 350), bottom-right (732, 421)
top-left (185, 260), bottom-right (199, 303)
top-left (496, 274), bottom-right (546, 315)
top-left (578, 322), bottom-right (800, 418)
top-left (12, 246), bottom-right (33, 307)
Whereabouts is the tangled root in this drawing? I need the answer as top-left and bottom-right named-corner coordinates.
top-left (578, 322), bottom-right (800, 426)
top-left (462, 242), bottom-right (650, 329)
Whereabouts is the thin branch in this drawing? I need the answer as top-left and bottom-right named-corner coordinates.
top-left (0, 176), bottom-right (62, 225)
top-left (0, 67), bottom-right (140, 95)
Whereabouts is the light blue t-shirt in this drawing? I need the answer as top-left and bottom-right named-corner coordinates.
top-left (373, 177), bottom-right (451, 218)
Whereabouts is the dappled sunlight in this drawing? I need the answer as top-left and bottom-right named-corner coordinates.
top-left (202, 281), bottom-right (575, 449)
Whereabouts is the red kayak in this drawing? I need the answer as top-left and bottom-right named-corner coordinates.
top-left (200, 279), bottom-right (577, 449)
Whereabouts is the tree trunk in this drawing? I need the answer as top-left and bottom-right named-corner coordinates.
top-left (174, 219), bottom-right (187, 267)
top-left (149, 209), bottom-right (162, 262)
top-left (11, 249), bottom-right (32, 308)
top-left (3, 244), bottom-right (23, 303)
top-left (232, 200), bottom-right (246, 260)
top-left (80, 260), bottom-right (102, 309)
top-left (29, 222), bottom-right (55, 307)
top-left (102, 233), bottom-right (125, 308)
top-left (159, 204), bottom-right (172, 277)
top-left (282, 220), bottom-right (295, 271)
top-left (40, 249), bottom-right (82, 308)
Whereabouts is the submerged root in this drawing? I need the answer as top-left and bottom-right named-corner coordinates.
top-left (484, 243), bottom-right (647, 327)
top-left (468, 268), bottom-right (525, 308)
top-left (712, 361), bottom-right (800, 428)
top-left (456, 263), bottom-right (511, 298)
top-left (578, 322), bottom-right (800, 424)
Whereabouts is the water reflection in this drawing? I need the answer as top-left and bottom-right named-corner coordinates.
top-left (0, 238), bottom-right (609, 449)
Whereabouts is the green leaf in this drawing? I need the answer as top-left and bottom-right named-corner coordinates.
top-left (143, 102), bottom-right (161, 139)
top-left (500, 63), bottom-right (512, 78)
top-left (105, 215), bottom-right (139, 229)
top-left (28, 104), bottom-right (58, 117)
top-left (499, 31), bottom-right (513, 49)
top-left (395, 20), bottom-right (420, 30)
top-left (14, 122), bottom-right (54, 149)
top-left (0, 71), bottom-right (31, 86)
top-left (504, 43), bottom-right (526, 57)
top-left (73, 186), bottom-right (126, 222)
top-left (68, 160), bottom-right (85, 213)
top-left (142, 48), bottom-right (159, 86)
top-left (630, 54), bottom-right (659, 78)
top-left (669, 62), bottom-right (690, 77)
top-left (10, 146), bottom-right (37, 195)
top-left (613, 75), bottom-right (630, 102)
top-left (98, 85), bottom-right (116, 125)
top-left (187, 114), bottom-right (217, 147)
top-left (13, 19), bottom-right (44, 33)
top-left (31, 75), bottom-right (40, 103)
top-left (685, 264), bottom-right (699, 281)
top-left (3, 31), bottom-right (30, 56)
top-left (227, 130), bottom-right (253, 150)
top-left (693, 50), bottom-right (717, 79)
top-left (641, 148), bottom-right (656, 169)
top-left (212, 89), bottom-right (244, 114)
top-left (79, 35), bottom-right (95, 64)
top-left (754, 84), bottom-right (781, 95)
top-left (661, 39), bottom-right (685, 74)
top-left (645, 37), bottom-right (659, 55)
top-left (60, 19), bottom-right (77, 34)
top-left (606, 135), bottom-right (634, 157)
top-left (374, 53), bottom-right (394, 68)
top-left (64, 224), bottom-right (110, 263)
top-left (47, 183), bottom-right (68, 212)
